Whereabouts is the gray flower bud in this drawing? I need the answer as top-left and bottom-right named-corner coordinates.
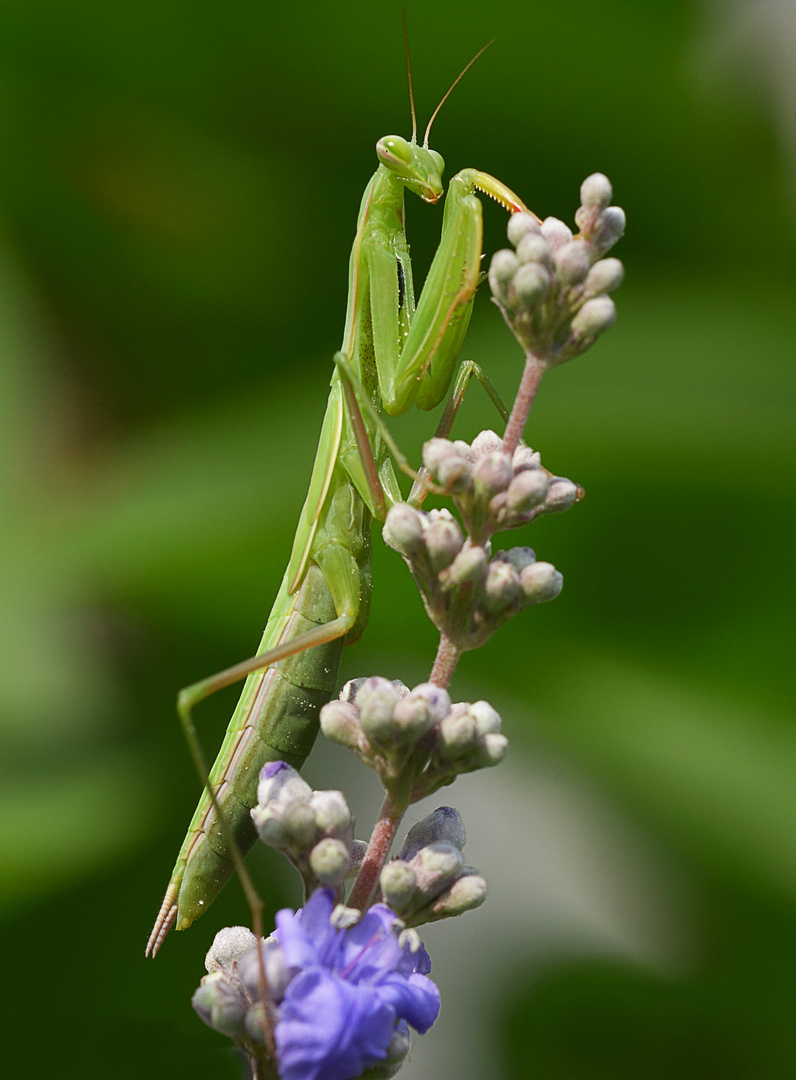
top-left (553, 239), bottom-right (591, 285)
top-left (356, 677), bottom-right (403, 737)
top-left (250, 805), bottom-right (287, 848)
top-left (309, 789), bottom-right (352, 836)
top-left (585, 257), bottom-right (624, 294)
top-left (425, 514), bottom-right (464, 572)
top-left (482, 559), bottom-right (521, 614)
top-left (319, 699), bottom-right (362, 749)
top-left (571, 295), bottom-right (616, 339)
top-left (515, 232), bottom-right (552, 267)
top-left (519, 561), bottom-right (563, 603)
top-left (488, 248), bottom-right (519, 297)
top-left (383, 503), bottom-right (426, 558)
top-left (412, 841), bottom-right (464, 897)
top-left (580, 172), bottom-right (613, 209)
top-left (591, 207), bottom-right (625, 254)
top-left (380, 859), bottom-right (417, 910)
top-left (438, 709), bottom-right (478, 758)
top-left (238, 939), bottom-right (291, 1003)
top-left (543, 478), bottom-right (581, 513)
top-left (507, 211), bottom-right (542, 246)
top-left (478, 733), bottom-right (509, 766)
top-left (281, 800), bottom-right (318, 848)
top-left (512, 445), bottom-right (541, 471)
top-left (468, 701), bottom-right (502, 736)
top-left (492, 547), bottom-right (536, 574)
top-left (244, 1002), bottom-right (273, 1046)
top-left (506, 469), bottom-right (549, 513)
top-left (399, 806), bottom-right (466, 861)
top-left (424, 872), bottom-right (488, 921)
top-left (205, 926), bottom-right (258, 974)
top-left (540, 216), bottom-right (574, 250)
top-left (511, 262), bottom-right (552, 307)
top-left (470, 429), bottom-right (504, 458)
top-left (192, 971), bottom-right (247, 1038)
top-left (444, 543), bottom-right (488, 586)
top-left (309, 837), bottom-right (351, 886)
top-left (472, 451), bottom-right (513, 498)
top-left (256, 762), bottom-right (312, 812)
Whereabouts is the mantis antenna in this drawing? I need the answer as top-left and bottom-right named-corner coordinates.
top-left (423, 39), bottom-right (495, 147)
top-left (403, 10), bottom-right (418, 143)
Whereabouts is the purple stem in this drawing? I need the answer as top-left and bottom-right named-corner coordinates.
top-left (502, 352), bottom-right (546, 457)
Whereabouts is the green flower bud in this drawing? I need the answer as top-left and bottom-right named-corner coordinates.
top-left (281, 800), bottom-right (318, 848)
top-left (424, 872), bottom-right (488, 921)
top-left (412, 841), bottom-right (464, 897)
top-left (488, 248), bottom-right (519, 297)
top-left (383, 503), bottom-right (424, 557)
top-left (204, 926), bottom-right (258, 974)
top-left (580, 172), bottom-right (613, 209)
top-left (510, 262), bottom-right (551, 308)
top-left (519, 561), bottom-right (563, 603)
top-left (507, 211), bottom-right (542, 246)
top-left (309, 837), bottom-right (350, 886)
top-left (506, 468), bottom-right (549, 513)
top-left (380, 859), bottom-right (417, 910)
top-left (585, 257), bottom-right (624, 294)
top-left (244, 1002), bottom-right (273, 1046)
top-left (515, 232), bottom-right (552, 266)
top-left (553, 239), bottom-right (591, 285)
top-left (309, 789), bottom-right (352, 836)
top-left (571, 295), bottom-right (616, 339)
top-left (541, 216), bottom-right (573, 250)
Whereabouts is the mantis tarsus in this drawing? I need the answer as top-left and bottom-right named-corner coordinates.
top-left (146, 48), bottom-right (536, 958)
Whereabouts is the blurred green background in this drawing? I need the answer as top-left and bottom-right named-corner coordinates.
top-left (1, 1), bottom-right (794, 1076)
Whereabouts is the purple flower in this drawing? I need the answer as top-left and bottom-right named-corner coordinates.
top-left (274, 890), bottom-right (440, 1080)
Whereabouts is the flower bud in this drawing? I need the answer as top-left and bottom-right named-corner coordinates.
top-left (238, 939), bottom-right (291, 1003)
top-left (425, 514), bottom-right (464, 572)
top-left (468, 701), bottom-right (502, 736)
top-left (309, 837), bottom-right (350, 886)
top-left (472, 451), bottom-right (513, 498)
top-left (319, 699), bottom-right (362, 749)
top-left (515, 232), bottom-right (552, 267)
top-left (383, 503), bottom-right (425, 557)
top-left (470, 429), bottom-right (504, 458)
top-left (438, 709), bottom-right (478, 758)
top-left (380, 860), bottom-right (417, 910)
top-left (250, 806), bottom-right (287, 847)
top-left (482, 560), bottom-right (521, 614)
top-left (205, 926), bottom-right (258, 974)
top-left (356, 677), bottom-right (402, 736)
top-left (553, 239), bottom-right (591, 285)
top-left (511, 262), bottom-right (551, 307)
top-left (393, 683), bottom-right (451, 735)
top-left (493, 547), bottom-right (536, 574)
top-left (478, 732), bottom-right (509, 766)
top-left (580, 172), bottom-right (613, 209)
top-left (192, 971), bottom-right (247, 1038)
top-left (443, 543), bottom-right (487, 586)
top-left (507, 211), bottom-right (542, 246)
top-left (540, 216), bottom-right (573, 250)
top-left (506, 469), bottom-right (549, 513)
top-left (585, 257), bottom-right (624, 294)
top-left (309, 789), bottom-right (352, 836)
top-left (360, 1024), bottom-right (411, 1078)
top-left (281, 800), bottom-right (318, 847)
top-left (571, 295), bottom-right (616, 339)
top-left (591, 207), bottom-right (626, 254)
top-left (543, 478), bottom-right (581, 513)
top-left (412, 841), bottom-right (464, 897)
top-left (244, 1002), bottom-right (273, 1046)
top-left (424, 872), bottom-right (488, 921)
top-left (399, 806), bottom-right (466, 861)
top-left (488, 248), bottom-right (519, 297)
top-left (256, 761), bottom-right (312, 811)
top-left (512, 444), bottom-right (541, 471)
top-left (519, 561), bottom-right (563, 603)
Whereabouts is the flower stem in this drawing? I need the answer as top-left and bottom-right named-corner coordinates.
top-left (430, 633), bottom-right (460, 689)
top-left (348, 794), bottom-right (404, 911)
top-left (502, 351), bottom-right (546, 457)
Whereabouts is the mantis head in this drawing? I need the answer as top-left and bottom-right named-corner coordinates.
top-left (376, 136), bottom-right (445, 204)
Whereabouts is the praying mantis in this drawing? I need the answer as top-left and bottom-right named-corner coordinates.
top-left (146, 46), bottom-right (537, 957)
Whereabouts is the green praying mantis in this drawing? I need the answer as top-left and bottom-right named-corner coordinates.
top-left (146, 45), bottom-right (538, 957)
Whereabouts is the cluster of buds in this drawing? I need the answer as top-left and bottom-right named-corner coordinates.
top-left (251, 761), bottom-right (360, 898)
top-left (320, 678), bottom-right (507, 800)
top-left (421, 428), bottom-right (582, 545)
top-left (379, 807), bottom-right (487, 927)
top-left (489, 172), bottom-right (624, 363)
top-left (383, 502), bottom-right (563, 652)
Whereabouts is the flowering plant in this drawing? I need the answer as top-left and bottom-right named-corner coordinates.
top-left (190, 175), bottom-right (625, 1079)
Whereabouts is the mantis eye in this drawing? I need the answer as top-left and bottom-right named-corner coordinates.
top-left (428, 150), bottom-right (445, 175)
top-left (376, 136), bottom-right (414, 169)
